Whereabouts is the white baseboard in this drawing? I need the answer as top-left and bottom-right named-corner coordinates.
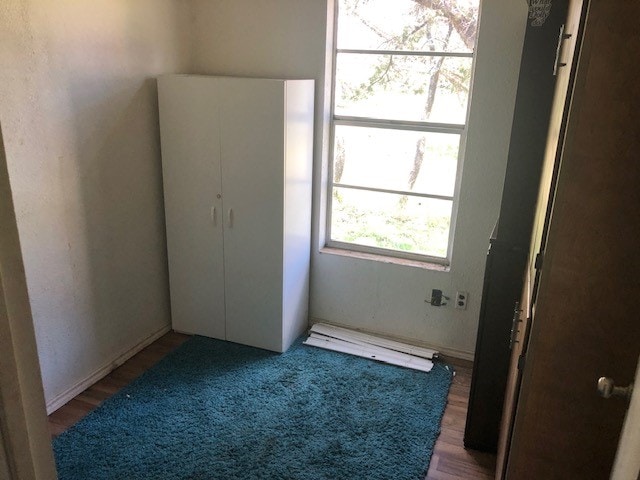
top-left (46, 324), bottom-right (172, 415)
top-left (307, 317), bottom-right (475, 362)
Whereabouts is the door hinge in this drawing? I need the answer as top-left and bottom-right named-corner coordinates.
top-left (534, 252), bottom-right (544, 270)
top-left (518, 353), bottom-right (527, 371)
top-left (509, 302), bottom-right (522, 350)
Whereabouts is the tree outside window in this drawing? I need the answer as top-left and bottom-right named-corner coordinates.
top-left (328, 0), bottom-right (480, 262)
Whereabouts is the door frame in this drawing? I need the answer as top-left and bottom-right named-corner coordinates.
top-left (0, 123), bottom-right (57, 479)
top-left (610, 355), bottom-right (640, 480)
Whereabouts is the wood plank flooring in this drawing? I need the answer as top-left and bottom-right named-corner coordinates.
top-left (48, 332), bottom-right (190, 437)
top-left (427, 355), bottom-right (496, 479)
top-left (49, 332), bottom-right (496, 479)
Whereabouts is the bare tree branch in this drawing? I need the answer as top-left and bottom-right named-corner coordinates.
top-left (407, 24), bottom-right (453, 190)
top-left (411, 0), bottom-right (477, 49)
top-left (334, 137), bottom-right (346, 183)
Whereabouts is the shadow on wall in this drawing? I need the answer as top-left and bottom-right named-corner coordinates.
top-left (0, 0), bottom-right (190, 404)
top-left (56, 2), bottom-right (186, 366)
top-left (64, 76), bottom-right (170, 360)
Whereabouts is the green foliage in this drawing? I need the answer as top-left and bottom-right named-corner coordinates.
top-left (332, 0), bottom-right (477, 257)
top-left (339, 0), bottom-right (477, 105)
top-left (332, 190), bottom-right (450, 257)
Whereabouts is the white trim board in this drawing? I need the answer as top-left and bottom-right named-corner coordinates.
top-left (310, 322), bottom-right (438, 359)
top-left (304, 334), bottom-right (433, 372)
top-left (309, 332), bottom-right (433, 365)
top-left (45, 324), bottom-right (171, 414)
top-left (308, 333), bottom-right (435, 369)
top-left (307, 317), bottom-right (475, 362)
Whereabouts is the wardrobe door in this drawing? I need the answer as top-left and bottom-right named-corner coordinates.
top-left (158, 76), bottom-right (226, 339)
top-left (218, 78), bottom-right (285, 352)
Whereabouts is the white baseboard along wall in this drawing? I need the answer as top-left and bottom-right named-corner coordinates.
top-left (46, 325), bottom-right (171, 414)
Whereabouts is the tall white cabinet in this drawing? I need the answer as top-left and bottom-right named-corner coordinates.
top-left (157, 75), bottom-right (314, 353)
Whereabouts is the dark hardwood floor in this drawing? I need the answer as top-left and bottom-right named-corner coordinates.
top-left (427, 355), bottom-right (496, 479)
top-left (48, 332), bottom-right (190, 437)
top-left (48, 331), bottom-right (496, 479)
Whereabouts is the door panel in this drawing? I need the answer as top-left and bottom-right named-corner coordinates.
top-left (218, 79), bottom-right (285, 352)
top-left (158, 76), bottom-right (226, 339)
top-left (496, 0), bottom-right (585, 476)
top-left (505, 1), bottom-right (640, 477)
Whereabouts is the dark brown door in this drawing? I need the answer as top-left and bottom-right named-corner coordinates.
top-left (496, 0), bottom-right (586, 476)
top-left (504, 1), bottom-right (640, 478)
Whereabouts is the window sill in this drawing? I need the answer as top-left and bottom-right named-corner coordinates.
top-left (319, 247), bottom-right (450, 272)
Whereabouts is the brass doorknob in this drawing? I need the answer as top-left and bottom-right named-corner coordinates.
top-left (597, 377), bottom-right (633, 401)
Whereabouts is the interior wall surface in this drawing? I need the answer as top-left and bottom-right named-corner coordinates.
top-left (189, 0), bottom-right (528, 357)
top-left (0, 0), bottom-right (190, 406)
top-left (0, 123), bottom-right (57, 479)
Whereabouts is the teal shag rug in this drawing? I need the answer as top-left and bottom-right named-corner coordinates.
top-left (53, 336), bottom-right (453, 480)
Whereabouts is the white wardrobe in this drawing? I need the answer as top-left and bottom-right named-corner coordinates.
top-left (157, 75), bottom-right (314, 353)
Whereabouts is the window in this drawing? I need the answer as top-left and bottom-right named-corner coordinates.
top-left (327, 0), bottom-right (480, 264)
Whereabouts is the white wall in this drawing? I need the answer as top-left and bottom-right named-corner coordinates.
top-left (0, 0), bottom-right (527, 412)
top-left (0, 0), bottom-right (190, 406)
top-left (190, 0), bottom-right (527, 357)
top-left (0, 123), bottom-right (56, 479)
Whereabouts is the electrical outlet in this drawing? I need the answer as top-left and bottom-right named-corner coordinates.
top-left (455, 291), bottom-right (468, 310)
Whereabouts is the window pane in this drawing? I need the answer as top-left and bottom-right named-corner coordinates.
top-left (331, 187), bottom-right (452, 258)
top-left (335, 53), bottom-right (472, 124)
top-left (333, 125), bottom-right (459, 197)
top-left (337, 0), bottom-right (479, 53)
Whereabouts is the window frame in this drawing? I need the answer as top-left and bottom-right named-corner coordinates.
top-left (325, 0), bottom-right (477, 266)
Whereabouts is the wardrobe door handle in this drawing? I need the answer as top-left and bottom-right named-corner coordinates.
top-left (553, 24), bottom-right (572, 76)
top-left (228, 208), bottom-right (234, 228)
top-left (212, 206), bottom-right (217, 226)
